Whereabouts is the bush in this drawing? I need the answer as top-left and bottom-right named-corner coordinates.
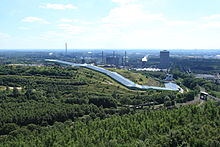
top-left (9, 128), bottom-right (31, 137)
top-left (0, 123), bottom-right (19, 135)
top-left (89, 97), bottom-right (117, 108)
top-left (26, 124), bottom-right (41, 132)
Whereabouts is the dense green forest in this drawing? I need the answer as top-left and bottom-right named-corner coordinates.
top-left (171, 58), bottom-right (220, 74)
top-left (0, 62), bottom-right (219, 146)
top-left (0, 101), bottom-right (220, 146)
top-left (0, 65), bottom-right (180, 128)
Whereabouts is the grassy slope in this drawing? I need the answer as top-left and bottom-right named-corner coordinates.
top-left (0, 65), bottom-right (178, 129)
top-left (0, 66), bottom-right (142, 97)
top-left (105, 68), bottom-right (162, 87)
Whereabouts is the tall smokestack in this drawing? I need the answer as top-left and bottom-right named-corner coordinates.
top-left (102, 51), bottom-right (104, 64)
top-left (124, 51), bottom-right (127, 66)
top-left (113, 51), bottom-right (116, 65)
top-left (65, 43), bottom-right (67, 55)
top-left (122, 56), bottom-right (124, 66)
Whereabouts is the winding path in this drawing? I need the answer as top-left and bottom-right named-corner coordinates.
top-left (46, 59), bottom-right (181, 91)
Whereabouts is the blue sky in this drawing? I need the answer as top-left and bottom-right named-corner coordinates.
top-left (1, 0), bottom-right (220, 49)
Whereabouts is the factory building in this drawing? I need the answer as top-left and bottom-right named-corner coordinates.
top-left (106, 56), bottom-right (120, 66)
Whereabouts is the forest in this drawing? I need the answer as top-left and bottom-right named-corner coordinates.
top-left (0, 101), bottom-right (220, 146)
top-left (0, 61), bottom-right (219, 146)
top-left (171, 58), bottom-right (220, 74)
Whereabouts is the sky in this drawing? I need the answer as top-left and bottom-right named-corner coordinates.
top-left (1, 0), bottom-right (220, 49)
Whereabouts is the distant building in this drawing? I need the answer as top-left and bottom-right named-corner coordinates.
top-left (160, 50), bottom-right (170, 69)
top-left (81, 58), bottom-right (85, 64)
top-left (195, 74), bottom-right (220, 84)
top-left (106, 56), bottom-right (120, 66)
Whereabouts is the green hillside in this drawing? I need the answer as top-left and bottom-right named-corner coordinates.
top-left (0, 65), bottom-right (180, 128)
top-left (0, 65), bottom-right (218, 146)
top-left (106, 68), bottom-right (163, 87)
top-left (0, 102), bottom-right (219, 146)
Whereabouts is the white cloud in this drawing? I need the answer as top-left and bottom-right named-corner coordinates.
top-left (0, 32), bottom-right (10, 39)
top-left (199, 21), bottom-right (220, 28)
top-left (18, 27), bottom-right (30, 30)
top-left (165, 20), bottom-right (193, 26)
top-left (112, 0), bottom-right (138, 5)
top-left (38, 31), bottom-right (70, 41)
top-left (81, 21), bottom-right (94, 25)
top-left (13, 1), bottom-right (220, 49)
top-left (198, 14), bottom-right (220, 29)
top-left (22, 17), bottom-right (50, 24)
top-left (57, 24), bottom-right (86, 35)
top-left (102, 4), bottom-right (164, 26)
top-left (59, 18), bottom-right (95, 26)
top-left (59, 18), bottom-right (79, 23)
top-left (103, 2), bottom-right (195, 28)
top-left (40, 3), bottom-right (77, 10)
top-left (201, 14), bottom-right (220, 20)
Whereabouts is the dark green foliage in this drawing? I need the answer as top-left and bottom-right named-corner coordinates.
top-left (9, 127), bottom-right (31, 137)
top-left (0, 123), bottom-right (19, 135)
top-left (182, 76), bottom-right (219, 92)
top-left (0, 102), bottom-right (219, 146)
top-left (89, 97), bottom-right (117, 108)
top-left (171, 58), bottom-right (220, 74)
top-left (12, 87), bottom-right (19, 97)
top-left (0, 100), bottom-right (106, 126)
top-left (26, 124), bottom-right (41, 131)
top-left (64, 98), bottom-right (88, 104)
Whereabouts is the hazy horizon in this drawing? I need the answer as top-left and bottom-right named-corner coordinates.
top-left (0, 48), bottom-right (220, 51)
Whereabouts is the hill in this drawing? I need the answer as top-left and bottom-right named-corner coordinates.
top-left (0, 65), bottom-right (180, 127)
top-left (0, 64), bottom-right (214, 146)
top-left (105, 68), bottom-right (163, 87)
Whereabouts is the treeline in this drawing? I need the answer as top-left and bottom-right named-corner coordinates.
top-left (182, 77), bottom-right (219, 92)
top-left (171, 58), bottom-right (220, 74)
top-left (0, 102), bottom-right (219, 146)
top-left (172, 69), bottom-right (220, 93)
